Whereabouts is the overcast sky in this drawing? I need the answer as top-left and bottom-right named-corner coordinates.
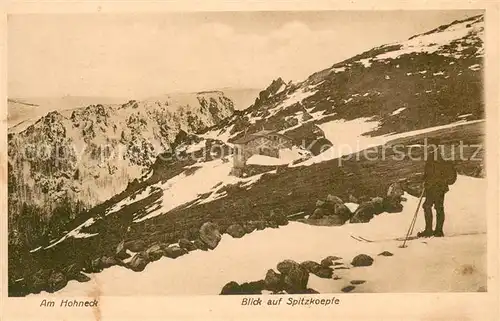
top-left (8, 10), bottom-right (482, 99)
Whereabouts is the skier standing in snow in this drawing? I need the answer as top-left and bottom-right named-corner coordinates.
top-left (417, 137), bottom-right (457, 238)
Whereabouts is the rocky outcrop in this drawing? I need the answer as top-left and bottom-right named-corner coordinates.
top-left (199, 222), bottom-right (222, 250)
top-left (252, 77), bottom-right (287, 109)
top-left (308, 194), bottom-right (352, 225)
top-left (277, 260), bottom-right (309, 294)
top-left (128, 252), bottom-right (149, 272)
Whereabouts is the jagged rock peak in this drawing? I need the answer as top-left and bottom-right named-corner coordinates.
top-left (253, 77), bottom-right (287, 108)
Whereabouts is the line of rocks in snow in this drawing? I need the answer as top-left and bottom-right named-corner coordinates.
top-left (303, 182), bottom-right (405, 225)
top-left (220, 251), bottom-right (394, 295)
top-left (16, 212), bottom-right (292, 296)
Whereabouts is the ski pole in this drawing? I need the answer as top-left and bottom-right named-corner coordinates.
top-left (400, 185), bottom-right (425, 248)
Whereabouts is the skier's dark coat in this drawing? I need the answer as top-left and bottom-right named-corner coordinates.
top-left (423, 153), bottom-right (457, 193)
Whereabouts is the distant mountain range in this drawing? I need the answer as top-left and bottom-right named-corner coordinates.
top-left (8, 88), bottom-right (260, 132)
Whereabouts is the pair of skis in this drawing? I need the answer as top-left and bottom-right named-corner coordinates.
top-left (351, 231), bottom-right (485, 243)
top-left (350, 235), bottom-right (373, 242)
top-left (350, 234), bottom-right (419, 243)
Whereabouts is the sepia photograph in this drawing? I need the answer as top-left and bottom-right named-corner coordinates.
top-left (5, 8), bottom-right (492, 304)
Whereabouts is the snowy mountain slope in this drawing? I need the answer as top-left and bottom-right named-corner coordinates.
top-left (29, 175), bottom-right (486, 295)
top-left (8, 14), bottom-right (486, 297)
top-left (199, 14), bottom-right (483, 152)
top-left (8, 91), bottom-right (234, 246)
top-left (8, 119), bottom-right (484, 296)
